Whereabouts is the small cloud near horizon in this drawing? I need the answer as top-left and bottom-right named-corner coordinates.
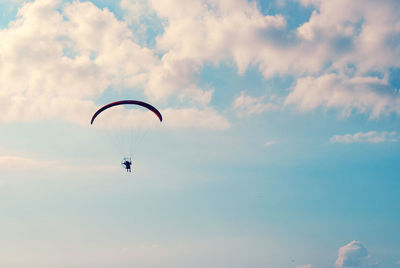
top-left (296, 264), bottom-right (312, 268)
top-left (335, 241), bottom-right (369, 267)
top-left (330, 131), bottom-right (398, 144)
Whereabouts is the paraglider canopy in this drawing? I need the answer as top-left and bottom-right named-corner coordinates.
top-left (90, 100), bottom-right (163, 125)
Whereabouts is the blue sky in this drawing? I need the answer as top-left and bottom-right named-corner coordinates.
top-left (0, 0), bottom-right (400, 267)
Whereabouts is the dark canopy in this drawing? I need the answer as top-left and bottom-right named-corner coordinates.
top-left (90, 100), bottom-right (163, 124)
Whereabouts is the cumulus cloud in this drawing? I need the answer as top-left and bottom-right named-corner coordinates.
top-left (134, 0), bottom-right (400, 78)
top-left (233, 91), bottom-right (279, 117)
top-left (0, 0), bottom-right (229, 129)
top-left (330, 131), bottom-right (398, 144)
top-left (151, 0), bottom-right (287, 74)
top-left (335, 241), bottom-right (369, 267)
top-left (121, 0), bottom-right (400, 119)
top-left (0, 0), bottom-right (154, 124)
top-left (285, 73), bottom-right (400, 118)
top-left (286, 0), bottom-right (400, 117)
top-left (2, 0), bottom-right (400, 127)
top-left (135, 0), bottom-right (289, 106)
top-left (296, 0), bottom-right (400, 71)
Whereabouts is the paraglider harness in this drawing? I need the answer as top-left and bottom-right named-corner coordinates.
top-left (121, 157), bottom-right (132, 172)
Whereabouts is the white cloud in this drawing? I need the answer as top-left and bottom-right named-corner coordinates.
top-left (120, 0), bottom-right (154, 23)
top-left (162, 107), bottom-right (231, 130)
top-left (285, 73), bottom-right (400, 118)
top-left (151, 0), bottom-right (287, 73)
top-left (0, 0), bottom-right (229, 129)
top-left (330, 131), bottom-right (398, 144)
top-left (335, 241), bottom-right (369, 267)
top-left (233, 91), bottom-right (279, 117)
top-left (123, 0), bottom-right (290, 103)
top-left (297, 0), bottom-right (321, 7)
top-left (264, 140), bottom-right (276, 147)
top-left (296, 265), bottom-right (312, 268)
top-left (146, 56), bottom-right (211, 104)
top-left (285, 0), bottom-right (400, 117)
top-left (122, 0), bottom-right (400, 119)
top-left (0, 0), bottom-right (154, 125)
top-left (2, 0), bottom-right (400, 127)
top-left (296, 0), bottom-right (400, 72)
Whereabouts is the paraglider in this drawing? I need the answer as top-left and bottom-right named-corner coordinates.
top-left (91, 100), bottom-right (162, 173)
top-left (90, 100), bottom-right (162, 125)
top-left (121, 157), bottom-right (132, 172)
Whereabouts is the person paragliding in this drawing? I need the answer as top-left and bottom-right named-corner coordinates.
top-left (121, 157), bottom-right (132, 172)
top-left (90, 100), bottom-right (163, 173)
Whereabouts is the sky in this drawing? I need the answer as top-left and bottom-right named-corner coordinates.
top-left (0, 0), bottom-right (400, 267)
